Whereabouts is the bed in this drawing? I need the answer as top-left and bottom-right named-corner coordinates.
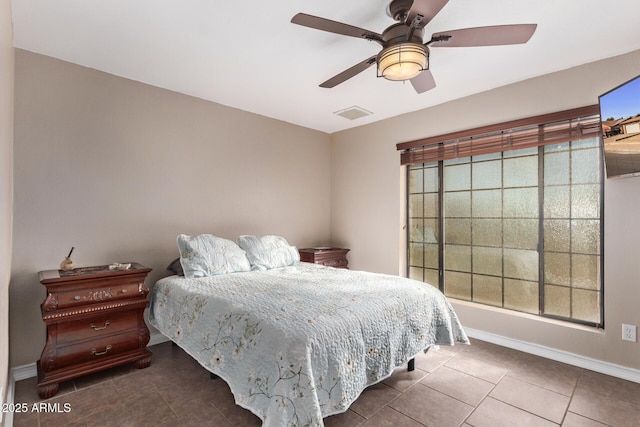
top-left (148, 234), bottom-right (468, 427)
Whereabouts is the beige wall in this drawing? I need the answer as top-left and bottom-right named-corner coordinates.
top-left (10, 50), bottom-right (332, 367)
top-left (0, 0), bottom-right (14, 420)
top-left (331, 49), bottom-right (640, 370)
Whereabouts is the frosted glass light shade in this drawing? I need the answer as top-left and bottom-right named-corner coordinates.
top-left (377, 43), bottom-right (427, 81)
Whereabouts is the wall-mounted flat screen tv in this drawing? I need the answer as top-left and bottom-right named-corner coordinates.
top-left (598, 74), bottom-right (640, 179)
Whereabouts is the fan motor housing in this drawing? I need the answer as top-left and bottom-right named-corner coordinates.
top-left (381, 22), bottom-right (424, 47)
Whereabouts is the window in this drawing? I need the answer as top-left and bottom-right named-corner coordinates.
top-left (399, 106), bottom-right (604, 327)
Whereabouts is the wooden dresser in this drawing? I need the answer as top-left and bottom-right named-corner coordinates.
top-left (299, 247), bottom-right (350, 269)
top-left (37, 263), bottom-right (152, 398)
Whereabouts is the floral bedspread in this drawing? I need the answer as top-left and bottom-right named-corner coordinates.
top-left (149, 263), bottom-right (468, 426)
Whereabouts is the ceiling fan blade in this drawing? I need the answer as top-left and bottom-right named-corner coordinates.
top-left (320, 56), bottom-right (377, 88)
top-left (291, 13), bottom-right (382, 41)
top-left (406, 0), bottom-right (449, 28)
top-left (410, 70), bottom-right (436, 94)
top-left (431, 24), bottom-right (537, 47)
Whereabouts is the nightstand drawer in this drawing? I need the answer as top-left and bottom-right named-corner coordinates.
top-left (57, 311), bottom-right (138, 345)
top-left (53, 330), bottom-right (141, 369)
top-left (55, 281), bottom-right (142, 309)
top-left (321, 257), bottom-right (348, 268)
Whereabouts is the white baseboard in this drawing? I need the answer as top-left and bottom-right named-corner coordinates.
top-left (464, 327), bottom-right (640, 383)
top-left (10, 363), bottom-right (35, 383)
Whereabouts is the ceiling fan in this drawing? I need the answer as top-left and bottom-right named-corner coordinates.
top-left (291, 0), bottom-right (537, 93)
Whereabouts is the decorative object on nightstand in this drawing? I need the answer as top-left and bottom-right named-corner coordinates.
top-left (36, 262), bottom-right (152, 398)
top-left (59, 247), bottom-right (75, 271)
top-left (299, 247), bottom-right (350, 269)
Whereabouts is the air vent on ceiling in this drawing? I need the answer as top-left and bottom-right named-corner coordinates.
top-left (333, 106), bottom-right (373, 121)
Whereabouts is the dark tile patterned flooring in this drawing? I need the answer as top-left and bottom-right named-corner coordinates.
top-left (12, 339), bottom-right (640, 426)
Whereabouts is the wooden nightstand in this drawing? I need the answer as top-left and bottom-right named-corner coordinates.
top-left (37, 263), bottom-right (152, 398)
top-left (299, 247), bottom-right (350, 269)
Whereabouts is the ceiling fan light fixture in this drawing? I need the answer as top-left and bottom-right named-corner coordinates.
top-left (377, 43), bottom-right (428, 81)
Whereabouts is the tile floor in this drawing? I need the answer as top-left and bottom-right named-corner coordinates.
top-left (11, 338), bottom-right (640, 426)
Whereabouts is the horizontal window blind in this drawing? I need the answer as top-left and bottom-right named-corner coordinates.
top-left (397, 105), bottom-right (601, 165)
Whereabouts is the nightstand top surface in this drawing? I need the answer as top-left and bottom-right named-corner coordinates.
top-left (39, 262), bottom-right (151, 283)
top-left (299, 247), bottom-right (349, 253)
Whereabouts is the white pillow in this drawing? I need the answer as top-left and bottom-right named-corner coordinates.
top-left (177, 234), bottom-right (251, 278)
top-left (236, 235), bottom-right (300, 270)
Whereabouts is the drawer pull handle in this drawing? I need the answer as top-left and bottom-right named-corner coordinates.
top-left (90, 320), bottom-right (110, 331)
top-left (121, 289), bottom-right (127, 294)
top-left (74, 296), bottom-right (81, 301)
top-left (90, 345), bottom-right (112, 356)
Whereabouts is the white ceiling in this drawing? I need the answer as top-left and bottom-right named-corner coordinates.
top-left (11, 0), bottom-right (640, 134)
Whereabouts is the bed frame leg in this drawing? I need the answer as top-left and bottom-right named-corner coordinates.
top-left (408, 358), bottom-right (415, 372)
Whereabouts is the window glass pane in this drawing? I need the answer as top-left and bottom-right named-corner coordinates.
top-left (504, 248), bottom-right (538, 281)
top-left (424, 166), bottom-right (439, 192)
top-left (424, 269), bottom-right (439, 287)
top-left (410, 218), bottom-right (439, 243)
top-left (409, 168), bottom-right (424, 193)
top-left (472, 160), bottom-right (502, 189)
top-left (504, 188), bottom-right (538, 218)
top-left (444, 191), bottom-right (471, 217)
top-left (445, 219), bottom-right (471, 245)
top-left (409, 219), bottom-right (424, 243)
top-left (572, 254), bottom-right (600, 289)
top-left (544, 185), bottom-right (570, 218)
top-left (571, 219), bottom-right (601, 254)
top-left (504, 156), bottom-right (538, 187)
top-left (544, 252), bottom-right (570, 286)
top-left (473, 274), bottom-right (503, 307)
top-left (544, 152), bottom-right (570, 186)
top-left (571, 184), bottom-right (600, 219)
top-left (472, 219), bottom-right (502, 247)
top-left (444, 271), bottom-right (471, 300)
top-left (544, 219), bottom-right (570, 252)
top-left (444, 163), bottom-right (470, 191)
top-left (409, 266), bottom-right (424, 281)
top-left (504, 278), bottom-right (538, 314)
top-left (503, 218), bottom-right (538, 250)
top-left (424, 192), bottom-right (439, 218)
top-left (409, 194), bottom-right (423, 217)
top-left (572, 289), bottom-right (600, 323)
top-left (445, 244), bottom-right (471, 272)
top-left (543, 285), bottom-right (570, 317)
top-left (425, 244), bottom-right (439, 269)
top-left (572, 148), bottom-right (601, 184)
top-left (472, 189), bottom-right (502, 218)
top-left (424, 218), bottom-right (438, 243)
top-left (472, 246), bottom-right (502, 276)
top-left (409, 243), bottom-right (424, 267)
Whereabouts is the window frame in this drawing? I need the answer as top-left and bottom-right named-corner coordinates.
top-left (400, 106), bottom-right (605, 328)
